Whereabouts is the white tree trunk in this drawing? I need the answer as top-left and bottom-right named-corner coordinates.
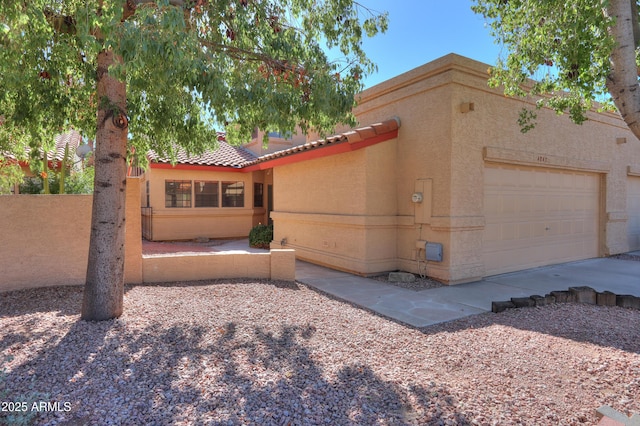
top-left (606, 0), bottom-right (640, 139)
top-left (81, 49), bottom-right (128, 321)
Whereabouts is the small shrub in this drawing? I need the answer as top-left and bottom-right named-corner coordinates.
top-left (249, 223), bottom-right (273, 249)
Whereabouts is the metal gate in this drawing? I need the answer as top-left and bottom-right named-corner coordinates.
top-left (141, 207), bottom-right (153, 240)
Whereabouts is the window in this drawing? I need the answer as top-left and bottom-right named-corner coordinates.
top-left (267, 131), bottom-right (293, 140)
top-left (165, 180), bottom-right (192, 208)
top-left (222, 181), bottom-right (244, 207)
top-left (195, 181), bottom-right (218, 207)
top-left (254, 183), bottom-right (264, 207)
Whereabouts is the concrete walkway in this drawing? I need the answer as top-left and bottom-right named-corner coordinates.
top-left (296, 256), bottom-right (640, 328)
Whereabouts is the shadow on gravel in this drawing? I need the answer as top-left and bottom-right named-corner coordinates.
top-left (0, 281), bottom-right (302, 318)
top-left (420, 304), bottom-right (640, 355)
top-left (0, 285), bottom-right (84, 318)
top-left (2, 316), bottom-right (470, 425)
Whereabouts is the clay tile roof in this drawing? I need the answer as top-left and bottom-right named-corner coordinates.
top-left (148, 117), bottom-right (400, 169)
top-left (50, 130), bottom-right (82, 161)
top-left (245, 117), bottom-right (400, 166)
top-left (149, 136), bottom-right (258, 168)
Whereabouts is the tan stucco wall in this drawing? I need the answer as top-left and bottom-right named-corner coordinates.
top-left (271, 139), bottom-right (399, 274)
top-left (0, 177), bottom-right (142, 292)
top-left (442, 61), bottom-right (640, 281)
top-left (143, 167), bottom-right (268, 241)
top-left (125, 177), bottom-right (143, 284)
top-left (142, 249), bottom-right (295, 283)
top-left (274, 53), bottom-right (640, 283)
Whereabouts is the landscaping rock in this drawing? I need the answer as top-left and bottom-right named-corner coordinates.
top-left (511, 297), bottom-right (535, 308)
top-left (388, 272), bottom-right (416, 283)
top-left (569, 286), bottom-right (597, 304)
top-left (492, 300), bottom-right (516, 313)
top-left (616, 295), bottom-right (640, 309)
top-left (530, 294), bottom-right (555, 307)
top-left (597, 291), bottom-right (617, 307)
top-left (491, 287), bottom-right (640, 316)
top-left (550, 290), bottom-right (574, 303)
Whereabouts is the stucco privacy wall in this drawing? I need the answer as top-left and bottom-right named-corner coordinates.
top-left (142, 249), bottom-right (295, 283)
top-left (351, 53), bottom-right (640, 283)
top-left (143, 167), bottom-right (269, 241)
top-left (0, 178), bottom-right (142, 292)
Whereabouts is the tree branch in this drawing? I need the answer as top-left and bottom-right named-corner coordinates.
top-left (43, 9), bottom-right (76, 35)
top-left (630, 0), bottom-right (640, 48)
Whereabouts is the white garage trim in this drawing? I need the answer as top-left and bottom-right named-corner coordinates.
top-left (483, 163), bottom-right (600, 276)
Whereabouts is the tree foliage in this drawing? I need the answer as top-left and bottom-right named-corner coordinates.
top-left (0, 0), bottom-right (387, 320)
top-left (0, 0), bottom-right (387, 159)
top-left (472, 0), bottom-right (640, 138)
top-left (0, 161), bottom-right (24, 194)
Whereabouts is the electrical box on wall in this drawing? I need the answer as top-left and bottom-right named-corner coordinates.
top-left (414, 179), bottom-right (432, 224)
top-left (425, 242), bottom-right (443, 262)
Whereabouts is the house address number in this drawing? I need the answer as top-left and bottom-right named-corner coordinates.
top-left (536, 155), bottom-right (549, 163)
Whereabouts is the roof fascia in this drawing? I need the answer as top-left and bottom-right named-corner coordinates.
top-left (149, 163), bottom-right (247, 173)
top-left (241, 128), bottom-right (398, 172)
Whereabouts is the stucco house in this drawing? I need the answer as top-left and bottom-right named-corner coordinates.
top-left (137, 122), bottom-right (398, 241)
top-left (140, 53), bottom-right (640, 284)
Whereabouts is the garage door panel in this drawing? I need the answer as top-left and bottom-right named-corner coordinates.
top-left (484, 164), bottom-right (599, 276)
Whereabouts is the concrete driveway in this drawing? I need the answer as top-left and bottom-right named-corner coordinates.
top-left (295, 256), bottom-right (640, 328)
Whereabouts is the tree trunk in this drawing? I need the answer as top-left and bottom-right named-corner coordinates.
top-left (606, 0), bottom-right (640, 139)
top-left (81, 49), bottom-right (128, 321)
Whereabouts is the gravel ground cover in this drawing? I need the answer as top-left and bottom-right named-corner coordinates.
top-left (1, 280), bottom-right (639, 425)
top-left (370, 274), bottom-right (444, 291)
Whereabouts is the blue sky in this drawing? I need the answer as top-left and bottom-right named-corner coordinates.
top-left (356, 1), bottom-right (503, 89)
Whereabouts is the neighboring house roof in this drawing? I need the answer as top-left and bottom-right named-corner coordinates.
top-left (47, 131), bottom-right (82, 161)
top-left (149, 118), bottom-right (401, 172)
top-left (3, 130), bottom-right (82, 162)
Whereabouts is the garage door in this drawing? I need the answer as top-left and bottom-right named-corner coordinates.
top-left (483, 164), bottom-right (599, 276)
top-left (628, 176), bottom-right (640, 251)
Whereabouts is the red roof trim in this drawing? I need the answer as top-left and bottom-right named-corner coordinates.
top-left (241, 128), bottom-right (398, 172)
top-left (150, 163), bottom-right (246, 173)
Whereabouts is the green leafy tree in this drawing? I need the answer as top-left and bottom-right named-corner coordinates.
top-left (472, 0), bottom-right (640, 137)
top-left (0, 0), bottom-right (387, 320)
top-left (0, 161), bottom-right (24, 194)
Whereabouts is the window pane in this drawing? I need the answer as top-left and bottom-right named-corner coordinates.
top-left (195, 181), bottom-right (219, 207)
top-left (165, 180), bottom-right (192, 208)
top-left (254, 182), bottom-right (264, 207)
top-left (222, 181), bottom-right (244, 207)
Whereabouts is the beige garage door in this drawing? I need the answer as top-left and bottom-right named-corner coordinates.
top-left (628, 176), bottom-right (640, 251)
top-left (483, 164), bottom-right (599, 276)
